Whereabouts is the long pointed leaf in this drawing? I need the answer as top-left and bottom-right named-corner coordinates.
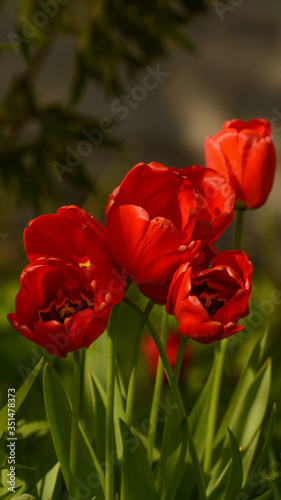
top-left (89, 368), bottom-right (125, 460)
top-left (253, 490), bottom-right (275, 499)
top-left (0, 487), bottom-right (21, 500)
top-left (160, 419), bottom-right (188, 500)
top-left (36, 462), bottom-right (60, 500)
top-left (0, 358), bottom-right (44, 438)
top-left (229, 359), bottom-right (271, 449)
top-left (243, 403), bottom-right (277, 495)
top-left (215, 330), bottom-right (268, 447)
top-left (223, 429), bottom-right (243, 500)
top-left (43, 364), bottom-right (105, 500)
top-left (120, 419), bottom-right (158, 500)
top-left (188, 353), bottom-right (217, 462)
top-left (241, 429), bottom-right (261, 483)
top-left (87, 370), bottom-right (106, 463)
top-left (207, 359), bottom-right (271, 495)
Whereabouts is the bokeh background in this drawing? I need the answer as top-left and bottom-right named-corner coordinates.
top-left (1, 0), bottom-right (281, 492)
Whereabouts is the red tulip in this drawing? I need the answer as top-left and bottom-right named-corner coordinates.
top-left (7, 258), bottom-right (114, 357)
top-left (138, 242), bottom-right (218, 306)
top-left (166, 250), bottom-right (252, 344)
top-left (141, 331), bottom-right (191, 381)
top-left (181, 165), bottom-right (235, 242)
top-left (138, 281), bottom-right (172, 306)
top-left (205, 119), bottom-right (276, 209)
top-left (105, 162), bottom-right (203, 286)
top-left (24, 205), bottom-right (126, 305)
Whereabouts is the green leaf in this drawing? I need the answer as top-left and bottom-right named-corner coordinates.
top-left (0, 487), bottom-right (21, 500)
top-left (16, 420), bottom-right (49, 439)
top-left (89, 368), bottom-right (125, 460)
top-left (228, 359), bottom-right (271, 450)
top-left (215, 330), bottom-right (268, 447)
top-left (188, 352), bottom-right (217, 462)
top-left (174, 462), bottom-right (196, 500)
top-left (86, 334), bottom-right (109, 391)
top-left (0, 465), bottom-right (35, 472)
top-left (120, 419), bottom-right (157, 500)
top-left (132, 429), bottom-right (160, 463)
top-left (207, 359), bottom-right (271, 495)
top-left (43, 364), bottom-right (105, 500)
top-left (206, 429), bottom-right (243, 500)
top-left (206, 459), bottom-right (232, 499)
top-left (243, 403), bottom-right (277, 495)
top-left (253, 490), bottom-right (275, 499)
top-left (36, 462), bottom-right (60, 500)
top-left (10, 495), bottom-right (36, 500)
top-left (0, 358), bottom-right (44, 438)
top-left (160, 419), bottom-right (188, 500)
top-left (0, 477), bottom-right (26, 499)
top-left (241, 429), bottom-right (261, 483)
top-left (87, 370), bottom-right (106, 463)
top-left (223, 429), bottom-right (243, 500)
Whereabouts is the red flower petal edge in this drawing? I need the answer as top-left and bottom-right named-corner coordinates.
top-left (7, 258), bottom-right (116, 357)
top-left (204, 119), bottom-right (276, 209)
top-left (166, 250), bottom-right (253, 344)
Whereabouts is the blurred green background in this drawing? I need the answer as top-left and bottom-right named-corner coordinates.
top-left (0, 0), bottom-right (281, 495)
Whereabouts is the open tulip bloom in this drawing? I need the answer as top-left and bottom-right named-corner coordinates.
top-left (5, 119), bottom-right (278, 500)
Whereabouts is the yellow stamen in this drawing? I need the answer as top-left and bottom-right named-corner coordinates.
top-left (59, 302), bottom-right (76, 319)
top-left (200, 292), bottom-right (220, 308)
top-left (79, 259), bottom-right (91, 269)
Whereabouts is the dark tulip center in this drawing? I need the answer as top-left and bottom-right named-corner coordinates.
top-left (192, 280), bottom-right (227, 318)
top-left (39, 296), bottom-right (94, 324)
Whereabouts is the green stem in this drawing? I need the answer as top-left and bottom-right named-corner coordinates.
top-left (123, 296), bottom-right (206, 499)
top-left (105, 304), bottom-right (120, 500)
top-left (147, 308), bottom-right (169, 466)
top-left (125, 299), bottom-right (155, 427)
top-left (69, 350), bottom-right (81, 499)
top-left (203, 340), bottom-right (226, 473)
top-left (234, 209), bottom-right (245, 249)
top-left (79, 348), bottom-right (86, 416)
top-left (157, 336), bottom-right (188, 495)
top-left (123, 295), bottom-right (185, 420)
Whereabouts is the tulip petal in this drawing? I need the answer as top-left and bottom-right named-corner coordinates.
top-left (205, 119), bottom-right (276, 209)
top-left (24, 214), bottom-right (87, 264)
top-left (178, 320), bottom-right (224, 343)
top-left (139, 280), bottom-right (171, 305)
top-left (212, 250), bottom-right (252, 285)
top-left (239, 135), bottom-right (276, 208)
top-left (223, 118), bottom-right (271, 138)
top-left (107, 204), bottom-right (150, 277)
top-left (131, 217), bottom-right (196, 283)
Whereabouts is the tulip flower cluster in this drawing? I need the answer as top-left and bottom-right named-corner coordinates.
top-left (8, 118), bottom-right (276, 356)
top-left (6, 118), bottom-right (277, 500)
